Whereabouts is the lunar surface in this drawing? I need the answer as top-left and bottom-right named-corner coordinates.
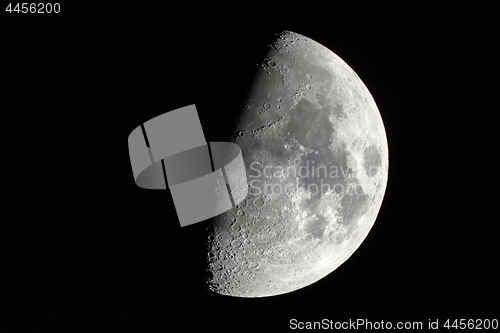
top-left (206, 31), bottom-right (388, 297)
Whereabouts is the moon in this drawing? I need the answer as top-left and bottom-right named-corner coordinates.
top-left (206, 31), bottom-right (388, 297)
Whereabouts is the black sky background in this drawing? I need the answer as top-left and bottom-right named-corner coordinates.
top-left (1, 1), bottom-right (498, 332)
